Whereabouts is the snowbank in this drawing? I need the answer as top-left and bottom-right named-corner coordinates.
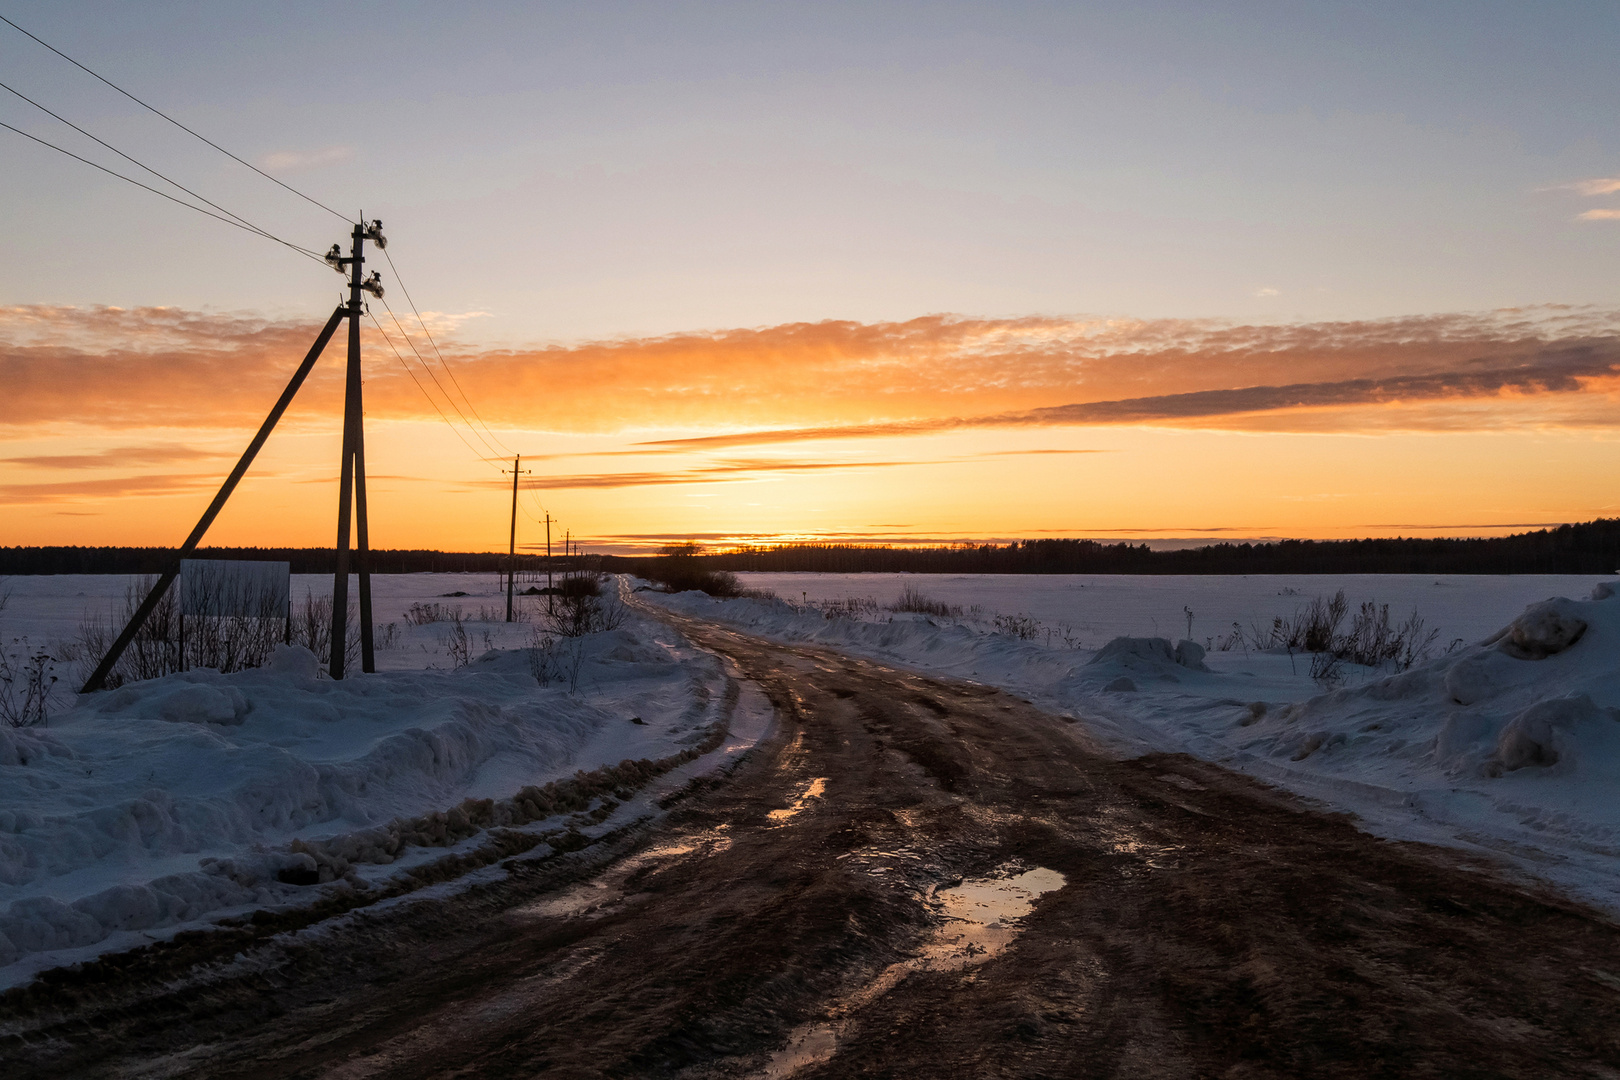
top-left (0, 606), bottom-right (741, 985)
top-left (649, 582), bottom-right (1620, 913)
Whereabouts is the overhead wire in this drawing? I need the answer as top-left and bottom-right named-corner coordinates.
top-left (366, 306), bottom-right (507, 472)
top-left (0, 14), bottom-right (567, 534)
top-left (374, 250), bottom-right (559, 526)
top-left (0, 12), bottom-right (351, 223)
top-left (375, 294), bottom-right (511, 463)
top-left (372, 290), bottom-right (557, 526)
top-left (0, 77), bottom-right (326, 259)
top-left (0, 117), bottom-right (329, 265)
top-left (379, 246), bottom-right (515, 457)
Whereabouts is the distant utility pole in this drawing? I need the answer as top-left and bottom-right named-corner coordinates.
top-left (545, 513), bottom-right (553, 615)
top-left (503, 454), bottom-right (530, 621)
top-left (328, 220), bottom-right (386, 678)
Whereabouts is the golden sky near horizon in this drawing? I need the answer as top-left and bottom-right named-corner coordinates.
top-left (3, 303), bottom-right (1619, 553)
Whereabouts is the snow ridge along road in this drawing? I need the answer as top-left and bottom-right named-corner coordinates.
top-left (4, 595), bottom-right (1620, 1077)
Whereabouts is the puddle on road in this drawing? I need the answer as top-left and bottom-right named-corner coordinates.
top-left (918, 866), bottom-right (1067, 972)
top-left (767, 777), bottom-right (827, 824)
top-left (516, 828), bottom-right (730, 920)
top-left (758, 864), bottom-right (1066, 1078)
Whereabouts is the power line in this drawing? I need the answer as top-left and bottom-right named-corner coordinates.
top-left (0, 12), bottom-right (351, 223)
top-left (523, 487), bottom-right (552, 522)
top-left (366, 306), bottom-right (507, 471)
top-left (0, 77), bottom-right (322, 258)
top-left (0, 117), bottom-right (328, 265)
top-left (378, 246), bottom-right (515, 457)
top-left (375, 294), bottom-right (509, 462)
top-left (373, 253), bottom-right (554, 522)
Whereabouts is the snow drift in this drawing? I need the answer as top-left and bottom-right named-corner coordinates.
top-left (0, 614), bottom-right (738, 982)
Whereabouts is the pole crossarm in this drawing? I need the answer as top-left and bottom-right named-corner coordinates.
top-left (80, 305), bottom-right (348, 693)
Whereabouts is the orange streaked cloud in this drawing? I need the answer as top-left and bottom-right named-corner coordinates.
top-left (0, 471), bottom-right (230, 504)
top-left (445, 448), bottom-right (1109, 491)
top-left (6, 303), bottom-right (1620, 550)
top-left (2, 444), bottom-right (227, 470)
top-left (4, 303), bottom-right (1619, 440)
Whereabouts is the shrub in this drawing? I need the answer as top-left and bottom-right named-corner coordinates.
top-left (890, 583), bottom-right (962, 618)
top-left (993, 613), bottom-right (1040, 640)
top-left (1249, 589), bottom-right (1443, 680)
top-left (820, 596), bottom-right (880, 620)
top-left (0, 638), bottom-right (57, 727)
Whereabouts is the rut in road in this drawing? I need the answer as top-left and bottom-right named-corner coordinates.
top-left (5, 604), bottom-right (1620, 1078)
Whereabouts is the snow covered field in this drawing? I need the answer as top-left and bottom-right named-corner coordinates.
top-left (735, 572), bottom-right (1604, 651)
top-left (652, 573), bottom-right (1620, 916)
top-left (0, 573), bottom-right (768, 988)
top-left (5, 569), bottom-right (1618, 988)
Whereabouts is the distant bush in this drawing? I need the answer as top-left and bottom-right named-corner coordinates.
top-left (559, 573), bottom-right (601, 598)
top-left (820, 596), bottom-right (880, 620)
top-left (889, 583), bottom-right (962, 618)
top-left (1248, 588), bottom-right (1443, 682)
top-left (642, 545), bottom-right (745, 597)
top-left (993, 613), bottom-right (1040, 640)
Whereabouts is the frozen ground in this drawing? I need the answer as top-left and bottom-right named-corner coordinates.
top-left (650, 573), bottom-right (1620, 916)
top-left (0, 573), bottom-right (768, 989)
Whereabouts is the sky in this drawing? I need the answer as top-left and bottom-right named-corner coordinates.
top-left (2, 1), bottom-right (1618, 553)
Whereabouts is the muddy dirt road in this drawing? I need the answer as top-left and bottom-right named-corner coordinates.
top-left (6, 606), bottom-right (1620, 1078)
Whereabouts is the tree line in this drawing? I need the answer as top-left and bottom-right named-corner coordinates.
top-left (652, 519), bottom-right (1620, 576)
top-left (4, 519), bottom-right (1617, 576)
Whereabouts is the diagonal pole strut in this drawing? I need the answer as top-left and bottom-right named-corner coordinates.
top-left (80, 305), bottom-right (347, 693)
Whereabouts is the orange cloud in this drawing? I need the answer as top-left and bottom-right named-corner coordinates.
top-left (0, 471), bottom-right (225, 504)
top-left (4, 304), bottom-right (1618, 440)
top-left (2, 444), bottom-right (226, 469)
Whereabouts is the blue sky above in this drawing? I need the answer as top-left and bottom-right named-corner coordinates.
top-left (2, 0), bottom-right (1617, 343)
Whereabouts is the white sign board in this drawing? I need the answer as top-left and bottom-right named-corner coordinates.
top-left (180, 559), bottom-right (290, 620)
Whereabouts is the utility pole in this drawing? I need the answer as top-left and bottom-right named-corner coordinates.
top-left (80, 221), bottom-right (386, 693)
top-left (503, 454), bottom-right (530, 621)
top-left (545, 513), bottom-right (553, 615)
top-left (328, 220), bottom-right (385, 679)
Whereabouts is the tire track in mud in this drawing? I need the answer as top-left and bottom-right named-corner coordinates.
top-left (5, 603), bottom-right (1620, 1078)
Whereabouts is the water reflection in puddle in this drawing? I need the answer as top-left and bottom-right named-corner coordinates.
top-left (516, 828), bottom-right (730, 920)
top-left (767, 777), bottom-right (827, 824)
top-left (759, 864), bottom-right (1066, 1078)
top-left (919, 866), bottom-right (1067, 971)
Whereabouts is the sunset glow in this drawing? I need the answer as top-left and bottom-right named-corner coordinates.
top-left (3, 3), bottom-right (1619, 553)
top-left (3, 303), bottom-right (1618, 552)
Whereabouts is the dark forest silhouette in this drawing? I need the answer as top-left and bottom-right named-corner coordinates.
top-left (4, 519), bottom-right (1618, 576)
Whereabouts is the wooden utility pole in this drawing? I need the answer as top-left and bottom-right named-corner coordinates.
top-left (545, 513), bottom-right (553, 615)
top-left (80, 222), bottom-right (386, 693)
top-left (504, 454), bottom-right (530, 621)
top-left (329, 220), bottom-right (385, 678)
